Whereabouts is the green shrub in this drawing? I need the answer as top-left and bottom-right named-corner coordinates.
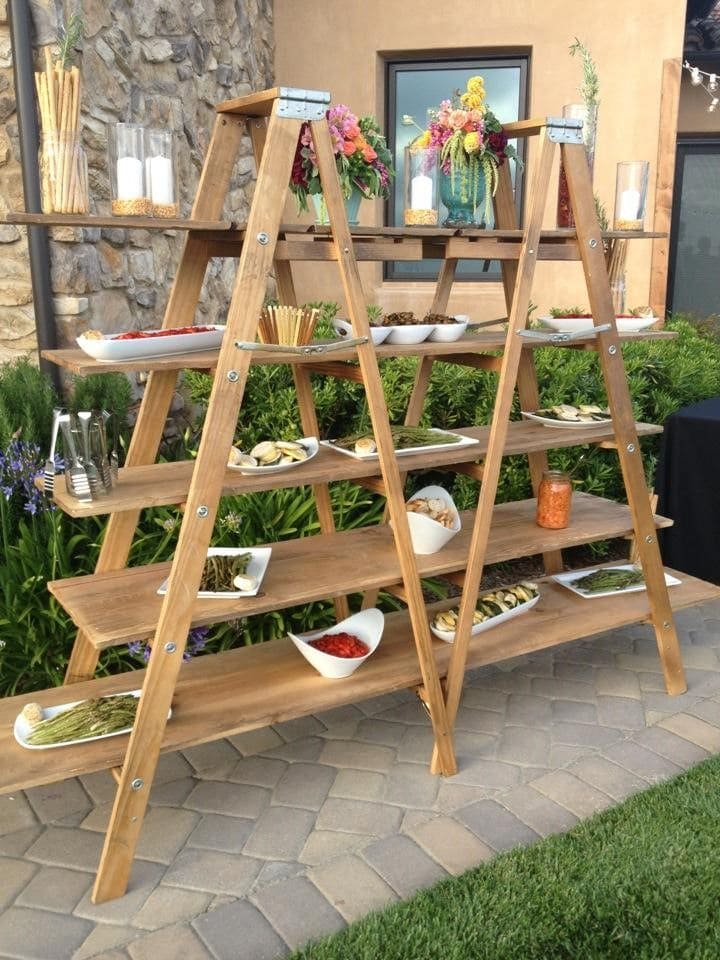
top-left (0, 358), bottom-right (57, 450)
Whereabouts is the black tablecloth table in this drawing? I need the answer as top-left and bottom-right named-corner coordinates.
top-left (655, 396), bottom-right (720, 585)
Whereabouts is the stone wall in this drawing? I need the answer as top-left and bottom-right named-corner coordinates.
top-left (0, 0), bottom-right (274, 362)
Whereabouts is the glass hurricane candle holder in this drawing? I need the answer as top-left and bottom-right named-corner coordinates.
top-left (109, 123), bottom-right (151, 217)
top-left (145, 128), bottom-right (178, 218)
top-left (614, 161), bottom-right (649, 231)
top-left (403, 145), bottom-right (439, 226)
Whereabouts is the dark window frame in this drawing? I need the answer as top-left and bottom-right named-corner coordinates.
top-left (667, 134), bottom-right (720, 315)
top-left (384, 53), bottom-right (529, 282)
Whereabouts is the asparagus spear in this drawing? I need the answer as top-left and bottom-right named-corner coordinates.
top-left (573, 568), bottom-right (645, 594)
top-left (26, 695), bottom-right (138, 746)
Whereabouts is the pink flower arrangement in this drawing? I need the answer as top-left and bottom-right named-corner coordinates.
top-left (290, 104), bottom-right (394, 212)
top-left (415, 76), bottom-right (518, 221)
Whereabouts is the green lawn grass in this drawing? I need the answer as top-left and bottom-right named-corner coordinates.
top-left (290, 755), bottom-right (720, 959)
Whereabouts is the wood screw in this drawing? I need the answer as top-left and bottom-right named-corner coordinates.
top-left (257, 232), bottom-right (269, 245)
top-left (131, 778), bottom-right (144, 791)
top-left (663, 621), bottom-right (671, 629)
top-left (197, 505), bottom-right (209, 518)
top-left (227, 370), bottom-right (239, 382)
top-left (645, 535), bottom-right (654, 543)
top-left (164, 642), bottom-right (176, 653)
top-left (589, 238), bottom-right (598, 248)
top-left (608, 345), bottom-right (617, 355)
top-left (626, 443), bottom-right (635, 453)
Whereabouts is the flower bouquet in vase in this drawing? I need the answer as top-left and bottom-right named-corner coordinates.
top-left (290, 104), bottom-right (394, 224)
top-left (414, 76), bottom-right (519, 227)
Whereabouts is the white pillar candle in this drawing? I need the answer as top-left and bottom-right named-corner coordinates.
top-left (146, 155), bottom-right (174, 205)
top-left (410, 174), bottom-right (433, 210)
top-left (116, 156), bottom-right (144, 201)
top-left (618, 188), bottom-right (641, 221)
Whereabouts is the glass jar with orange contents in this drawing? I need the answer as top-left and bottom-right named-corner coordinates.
top-left (536, 470), bottom-right (573, 529)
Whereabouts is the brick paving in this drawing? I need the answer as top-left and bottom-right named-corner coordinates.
top-left (1, 598), bottom-right (720, 960)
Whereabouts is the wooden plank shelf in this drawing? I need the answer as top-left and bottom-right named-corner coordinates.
top-left (41, 329), bottom-right (676, 376)
top-left (2, 568), bottom-right (715, 796)
top-left (48, 493), bottom-right (673, 649)
top-left (48, 421), bottom-right (664, 518)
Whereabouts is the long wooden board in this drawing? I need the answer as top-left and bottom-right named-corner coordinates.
top-left (46, 421), bottom-right (663, 518)
top-left (2, 568), bottom-right (716, 796)
top-left (48, 494), bottom-right (672, 649)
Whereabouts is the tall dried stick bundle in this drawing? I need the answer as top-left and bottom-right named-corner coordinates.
top-left (35, 15), bottom-right (87, 214)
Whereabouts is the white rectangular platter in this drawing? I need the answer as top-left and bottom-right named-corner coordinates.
top-left (14, 689), bottom-right (170, 750)
top-left (77, 325), bottom-right (225, 362)
top-left (430, 594), bottom-right (540, 643)
top-left (552, 564), bottom-right (681, 599)
top-left (321, 429), bottom-right (479, 461)
top-left (157, 547), bottom-right (271, 599)
top-left (521, 411), bottom-right (612, 430)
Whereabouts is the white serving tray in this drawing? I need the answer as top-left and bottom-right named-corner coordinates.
top-left (430, 594), bottom-right (540, 644)
top-left (539, 316), bottom-right (658, 334)
top-left (227, 437), bottom-right (319, 475)
top-left (77, 325), bottom-right (226, 361)
top-left (521, 411), bottom-right (612, 430)
top-left (14, 690), bottom-right (170, 750)
top-left (320, 429), bottom-right (479, 461)
top-left (157, 547), bottom-right (271, 599)
top-left (552, 564), bottom-right (681, 599)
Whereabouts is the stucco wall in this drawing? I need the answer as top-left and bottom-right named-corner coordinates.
top-left (275, 0), bottom-right (686, 318)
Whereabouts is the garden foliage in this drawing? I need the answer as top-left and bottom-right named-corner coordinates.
top-left (1, 317), bottom-right (719, 695)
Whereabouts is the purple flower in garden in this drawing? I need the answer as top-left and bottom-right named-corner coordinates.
top-left (128, 625), bottom-right (211, 665)
top-left (0, 439), bottom-right (52, 516)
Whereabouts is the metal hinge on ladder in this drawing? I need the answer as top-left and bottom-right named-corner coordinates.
top-left (545, 116), bottom-right (584, 144)
top-left (276, 87), bottom-right (331, 121)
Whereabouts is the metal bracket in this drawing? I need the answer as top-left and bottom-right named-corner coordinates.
top-left (545, 117), bottom-right (584, 144)
top-left (234, 337), bottom-right (367, 354)
top-left (276, 87), bottom-right (331, 121)
top-left (517, 324), bottom-right (612, 344)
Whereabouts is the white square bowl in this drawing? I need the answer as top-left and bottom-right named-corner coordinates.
top-left (404, 484), bottom-right (461, 554)
top-left (332, 318), bottom-right (391, 346)
top-left (428, 318), bottom-right (469, 342)
top-left (384, 323), bottom-right (435, 344)
top-left (288, 608), bottom-right (384, 679)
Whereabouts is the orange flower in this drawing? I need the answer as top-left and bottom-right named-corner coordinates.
top-left (346, 123), bottom-right (360, 139)
top-left (343, 139), bottom-right (356, 157)
top-left (362, 145), bottom-right (377, 162)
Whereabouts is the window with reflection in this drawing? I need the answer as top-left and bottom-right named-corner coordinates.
top-left (386, 56), bottom-right (528, 281)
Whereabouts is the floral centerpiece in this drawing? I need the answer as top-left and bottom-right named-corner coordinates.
top-left (290, 104), bottom-right (394, 219)
top-left (414, 75), bottom-right (518, 226)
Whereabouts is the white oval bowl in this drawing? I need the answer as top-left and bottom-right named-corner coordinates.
top-left (332, 318), bottom-right (391, 346)
top-left (428, 319), bottom-right (468, 342)
top-left (288, 608), bottom-right (384, 679)
top-left (404, 484), bottom-right (461, 554)
top-left (539, 315), bottom-right (657, 334)
top-left (384, 323), bottom-right (435, 345)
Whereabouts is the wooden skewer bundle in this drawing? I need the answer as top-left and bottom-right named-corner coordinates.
top-left (258, 305), bottom-right (319, 346)
top-left (35, 47), bottom-right (87, 214)
top-left (606, 238), bottom-right (628, 313)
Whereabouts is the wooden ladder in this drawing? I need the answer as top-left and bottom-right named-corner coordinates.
top-left (78, 87), bottom-right (457, 904)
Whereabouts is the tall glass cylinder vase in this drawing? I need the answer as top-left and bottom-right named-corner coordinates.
top-left (109, 123), bottom-right (151, 217)
top-left (145, 128), bottom-right (179, 218)
top-left (403, 145), bottom-right (439, 226)
top-left (556, 103), bottom-right (598, 228)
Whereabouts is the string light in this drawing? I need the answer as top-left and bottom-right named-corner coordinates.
top-left (683, 60), bottom-right (720, 113)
